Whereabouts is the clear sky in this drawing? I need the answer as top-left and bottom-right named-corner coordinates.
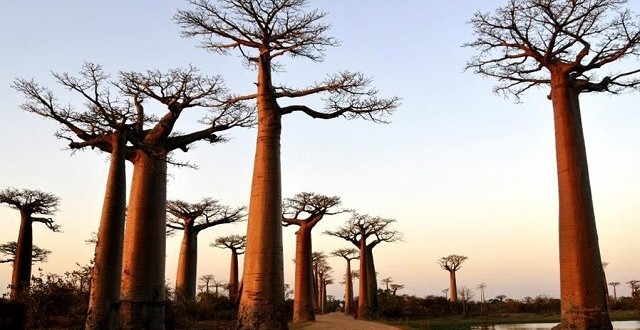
top-left (1, 1), bottom-right (639, 302)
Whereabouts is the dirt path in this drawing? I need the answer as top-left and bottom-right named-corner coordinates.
top-left (290, 312), bottom-right (402, 330)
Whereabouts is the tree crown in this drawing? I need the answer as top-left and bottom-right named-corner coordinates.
top-left (437, 254), bottom-right (468, 272)
top-left (324, 212), bottom-right (402, 248)
top-left (465, 0), bottom-right (640, 98)
top-left (0, 241), bottom-right (51, 264)
top-left (282, 192), bottom-right (345, 228)
top-left (211, 234), bottom-right (247, 252)
top-left (166, 198), bottom-right (246, 233)
top-left (0, 188), bottom-right (60, 231)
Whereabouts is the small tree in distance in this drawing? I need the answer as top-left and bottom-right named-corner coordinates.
top-left (175, 1), bottom-right (400, 327)
top-left (331, 248), bottom-right (359, 314)
top-left (166, 198), bottom-right (246, 301)
top-left (437, 254), bottom-right (468, 302)
top-left (0, 188), bottom-right (60, 300)
top-left (465, 0), bottom-right (640, 328)
top-left (211, 234), bottom-right (246, 301)
top-left (282, 192), bottom-right (345, 322)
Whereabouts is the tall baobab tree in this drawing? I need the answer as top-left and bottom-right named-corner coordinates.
top-left (0, 188), bottom-right (59, 300)
top-left (116, 67), bottom-right (252, 329)
top-left (0, 241), bottom-right (51, 264)
top-left (608, 282), bottom-right (620, 302)
top-left (211, 234), bottom-right (246, 301)
top-left (437, 255), bottom-right (468, 302)
top-left (166, 198), bottom-right (246, 300)
top-left (315, 258), bottom-right (333, 314)
top-left (311, 251), bottom-right (327, 313)
top-left (325, 213), bottom-right (402, 319)
top-left (13, 64), bottom-right (143, 329)
top-left (175, 1), bottom-right (400, 327)
top-left (465, 1), bottom-right (640, 328)
top-left (282, 192), bottom-right (344, 322)
top-left (331, 248), bottom-right (359, 314)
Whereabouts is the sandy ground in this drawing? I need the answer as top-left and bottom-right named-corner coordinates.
top-left (291, 312), bottom-right (402, 330)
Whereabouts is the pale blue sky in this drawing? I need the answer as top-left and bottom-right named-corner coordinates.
top-left (1, 1), bottom-right (639, 301)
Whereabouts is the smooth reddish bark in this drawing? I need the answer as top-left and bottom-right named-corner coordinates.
top-left (550, 72), bottom-right (611, 329)
top-left (86, 132), bottom-right (128, 330)
top-left (229, 249), bottom-right (240, 301)
top-left (238, 54), bottom-right (286, 330)
top-left (10, 212), bottom-right (33, 300)
top-left (120, 151), bottom-right (167, 329)
top-left (292, 225), bottom-right (315, 322)
top-left (175, 224), bottom-right (198, 300)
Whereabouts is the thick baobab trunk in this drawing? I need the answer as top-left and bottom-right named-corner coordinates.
top-left (366, 248), bottom-right (378, 314)
top-left (229, 249), bottom-right (239, 301)
top-left (357, 239), bottom-right (370, 319)
top-left (10, 212), bottom-right (33, 300)
top-left (292, 226), bottom-right (315, 322)
top-left (238, 55), bottom-right (286, 330)
top-left (320, 277), bottom-right (326, 314)
top-left (550, 74), bottom-right (611, 330)
top-left (344, 260), bottom-right (354, 314)
top-left (175, 225), bottom-right (198, 300)
top-left (120, 151), bottom-right (167, 330)
top-left (449, 271), bottom-right (458, 302)
top-left (86, 132), bottom-right (127, 330)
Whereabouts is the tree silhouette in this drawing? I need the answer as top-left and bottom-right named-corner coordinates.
top-left (437, 254), bottom-right (468, 302)
top-left (458, 286), bottom-right (475, 317)
top-left (175, 1), bottom-right (400, 326)
top-left (0, 241), bottom-right (51, 264)
top-left (389, 284), bottom-right (404, 296)
top-left (331, 248), bottom-right (359, 314)
top-left (477, 283), bottom-right (487, 314)
top-left (627, 280), bottom-right (639, 298)
top-left (381, 277), bottom-right (393, 292)
top-left (465, 1), bottom-right (640, 327)
top-left (199, 274), bottom-right (215, 293)
top-left (166, 198), bottom-right (246, 300)
top-left (325, 213), bottom-right (401, 319)
top-left (0, 188), bottom-right (59, 300)
top-left (282, 192), bottom-right (344, 322)
top-left (212, 234), bottom-right (246, 301)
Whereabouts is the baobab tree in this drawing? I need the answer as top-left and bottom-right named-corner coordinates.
top-left (0, 188), bottom-right (59, 300)
top-left (437, 254), bottom-right (468, 302)
top-left (175, 1), bottom-right (400, 327)
top-left (458, 286), bottom-right (475, 317)
top-left (0, 241), bottom-right (51, 264)
top-left (282, 192), bottom-right (344, 322)
top-left (199, 274), bottom-right (215, 293)
top-left (211, 234), bottom-right (246, 301)
top-left (325, 213), bottom-right (402, 319)
top-left (442, 288), bottom-right (450, 300)
top-left (389, 284), bottom-right (404, 296)
top-left (331, 248), bottom-right (359, 314)
top-left (627, 280), bottom-right (639, 297)
top-left (311, 251), bottom-right (328, 313)
top-left (465, 1), bottom-right (640, 328)
top-left (166, 198), bottom-right (246, 300)
top-left (116, 67), bottom-right (253, 329)
top-left (13, 64), bottom-right (142, 329)
top-left (315, 258), bottom-right (333, 314)
top-left (608, 282), bottom-right (620, 301)
top-left (477, 283), bottom-right (487, 314)
top-left (381, 277), bottom-right (394, 292)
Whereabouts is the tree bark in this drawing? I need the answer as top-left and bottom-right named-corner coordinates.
top-left (229, 249), bottom-right (239, 301)
top-left (120, 150), bottom-right (167, 329)
top-left (86, 132), bottom-right (128, 330)
top-left (312, 263), bottom-right (320, 312)
top-left (550, 73), bottom-right (612, 329)
top-left (449, 271), bottom-right (458, 302)
top-left (237, 54), bottom-right (287, 330)
top-left (366, 247), bottom-right (378, 315)
top-left (10, 211), bottom-right (33, 300)
top-left (292, 225), bottom-right (315, 322)
top-left (357, 239), bottom-right (371, 319)
top-left (344, 260), bottom-right (353, 314)
top-left (175, 224), bottom-right (198, 301)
